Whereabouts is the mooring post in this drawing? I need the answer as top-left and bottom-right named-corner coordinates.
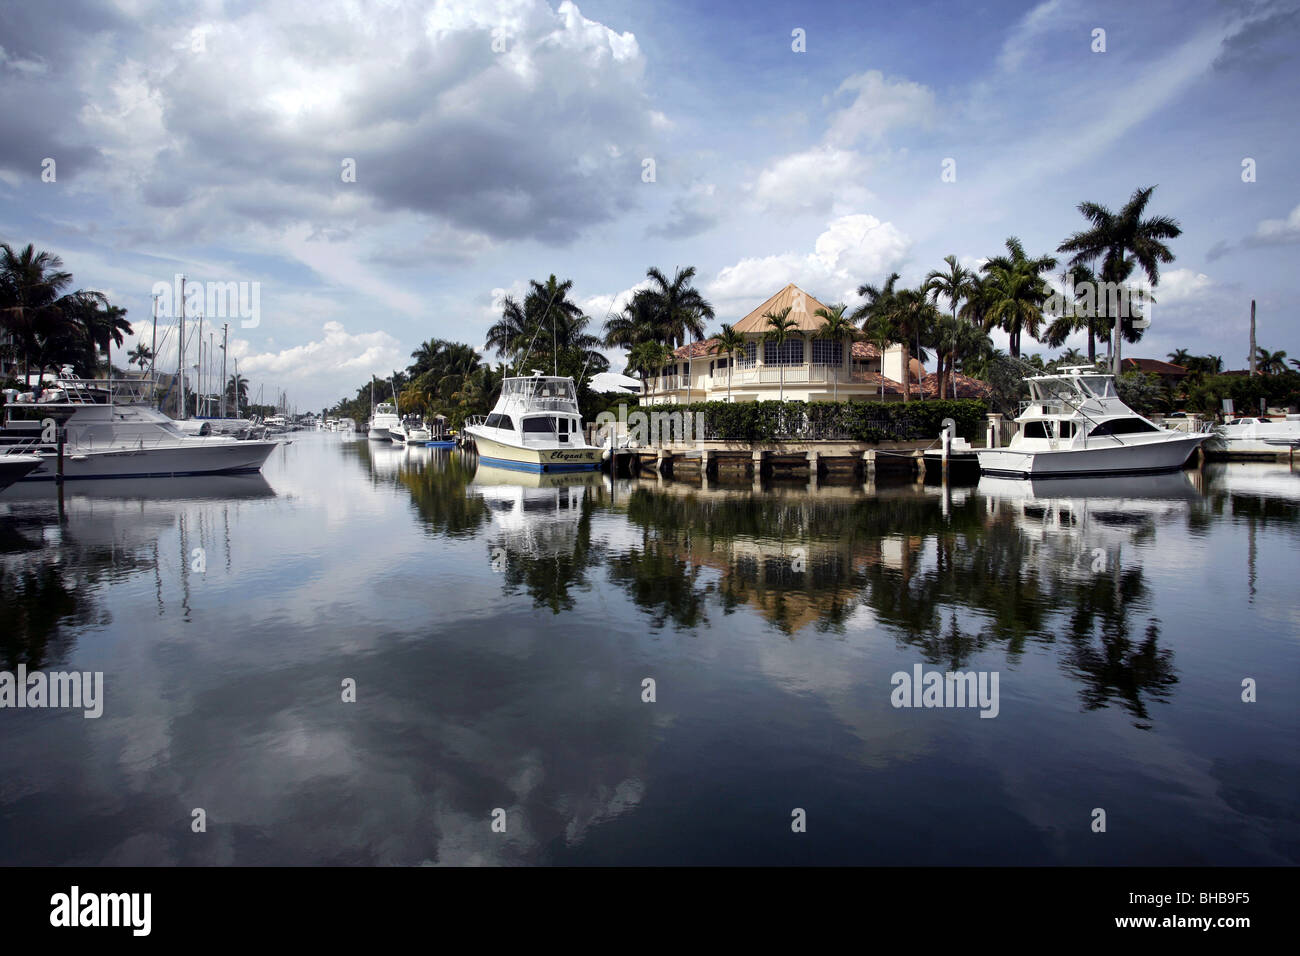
top-left (941, 425), bottom-right (951, 483)
top-left (862, 449), bottom-right (876, 481)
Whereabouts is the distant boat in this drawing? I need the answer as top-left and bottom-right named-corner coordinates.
top-left (1209, 414), bottom-right (1300, 453)
top-left (390, 417), bottom-right (431, 444)
top-left (463, 372), bottom-right (604, 473)
top-left (975, 367), bottom-right (1208, 478)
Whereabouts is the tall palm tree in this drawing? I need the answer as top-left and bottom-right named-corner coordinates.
top-left (763, 307), bottom-right (798, 403)
top-left (813, 303), bottom-right (856, 401)
top-left (81, 299), bottom-right (131, 373)
top-left (1167, 348), bottom-right (1192, 367)
top-left (1256, 347), bottom-right (1288, 375)
top-left (885, 287), bottom-right (939, 403)
top-left (1057, 186), bottom-right (1182, 374)
top-left (642, 266), bottom-right (714, 348)
top-left (710, 323), bottom-right (747, 402)
top-left (861, 313), bottom-right (896, 401)
top-left (485, 296), bottom-right (530, 368)
top-left (853, 272), bottom-right (905, 401)
top-left (526, 274), bottom-right (585, 375)
top-left (925, 255), bottom-right (976, 325)
top-left (980, 237), bottom-right (1057, 360)
top-left (602, 289), bottom-right (661, 349)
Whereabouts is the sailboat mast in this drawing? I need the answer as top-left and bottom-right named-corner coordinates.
top-left (178, 275), bottom-right (186, 419)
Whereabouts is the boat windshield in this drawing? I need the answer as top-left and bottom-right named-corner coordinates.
top-left (1078, 376), bottom-right (1116, 398)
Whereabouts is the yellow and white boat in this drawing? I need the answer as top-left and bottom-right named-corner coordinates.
top-left (464, 372), bottom-right (604, 473)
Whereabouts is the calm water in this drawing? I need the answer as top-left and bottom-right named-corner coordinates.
top-left (1, 433), bottom-right (1296, 865)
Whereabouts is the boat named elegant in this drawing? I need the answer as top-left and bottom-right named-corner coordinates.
top-left (463, 372), bottom-right (604, 472)
top-left (975, 367), bottom-right (1209, 479)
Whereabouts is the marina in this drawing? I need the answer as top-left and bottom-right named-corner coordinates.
top-left (0, 432), bottom-right (1295, 865)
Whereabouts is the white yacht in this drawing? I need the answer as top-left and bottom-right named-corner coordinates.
top-left (389, 417), bottom-right (431, 444)
top-left (975, 367), bottom-right (1208, 479)
top-left (1209, 414), bottom-right (1300, 454)
top-left (0, 378), bottom-right (280, 481)
top-left (367, 402), bottom-right (400, 441)
top-left (463, 372), bottom-right (604, 473)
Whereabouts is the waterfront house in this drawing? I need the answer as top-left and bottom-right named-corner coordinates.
top-left (641, 283), bottom-right (914, 405)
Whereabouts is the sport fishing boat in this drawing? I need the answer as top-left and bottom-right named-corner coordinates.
top-left (367, 402), bottom-right (400, 441)
top-left (0, 377), bottom-right (281, 481)
top-left (1209, 414), bottom-right (1300, 454)
top-left (463, 372), bottom-right (604, 472)
top-left (389, 416), bottom-right (431, 444)
top-left (975, 367), bottom-right (1209, 479)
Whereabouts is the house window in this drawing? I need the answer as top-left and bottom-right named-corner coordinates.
top-left (737, 342), bottom-right (758, 369)
top-left (764, 338), bottom-right (804, 366)
top-left (811, 338), bottom-right (843, 365)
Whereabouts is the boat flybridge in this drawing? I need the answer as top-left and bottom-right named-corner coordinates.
top-left (975, 366), bottom-right (1209, 479)
top-left (463, 371), bottom-right (604, 472)
top-left (0, 377), bottom-right (281, 481)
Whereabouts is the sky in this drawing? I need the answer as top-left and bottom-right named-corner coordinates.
top-left (1, 0), bottom-right (1297, 410)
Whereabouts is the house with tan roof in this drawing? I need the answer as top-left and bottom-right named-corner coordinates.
top-left (641, 283), bottom-right (917, 405)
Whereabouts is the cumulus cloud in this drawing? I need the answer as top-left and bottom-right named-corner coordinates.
top-left (232, 320), bottom-right (404, 383)
top-left (749, 147), bottom-right (873, 217)
top-left (2, 0), bottom-right (661, 246)
top-left (824, 70), bottom-right (936, 147)
top-left (706, 214), bottom-right (912, 315)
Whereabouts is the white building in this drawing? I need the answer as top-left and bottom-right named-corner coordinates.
top-left (640, 283), bottom-right (918, 405)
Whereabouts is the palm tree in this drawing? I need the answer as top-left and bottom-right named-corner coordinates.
top-left (886, 287), bottom-right (940, 402)
top-left (861, 313), bottom-right (895, 401)
top-left (813, 303), bottom-right (856, 401)
top-left (1057, 186), bottom-right (1182, 374)
top-left (1256, 347), bottom-right (1288, 375)
top-left (710, 323), bottom-right (747, 402)
top-left (1167, 348), bottom-right (1192, 367)
top-left (980, 237), bottom-right (1057, 360)
top-left (225, 374), bottom-right (249, 409)
top-left (853, 272), bottom-right (904, 401)
top-left (627, 340), bottom-right (673, 403)
top-left (763, 307), bottom-right (798, 403)
top-left (128, 342), bottom-right (154, 371)
top-left (925, 255), bottom-right (976, 324)
top-left (1056, 347), bottom-right (1088, 369)
top-left (642, 266), bottom-right (714, 348)
top-left (602, 289), bottom-right (661, 349)
top-left (0, 242), bottom-right (73, 382)
top-left (82, 299), bottom-right (131, 374)
top-left (948, 321), bottom-right (993, 394)
top-left (485, 296), bottom-right (530, 368)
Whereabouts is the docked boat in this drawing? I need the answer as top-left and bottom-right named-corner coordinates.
top-left (463, 372), bottom-right (604, 472)
top-left (0, 377), bottom-right (280, 481)
top-left (974, 367), bottom-right (1209, 479)
top-left (389, 416), bottom-right (431, 444)
top-left (0, 452), bottom-right (44, 491)
top-left (1208, 414), bottom-right (1300, 454)
top-left (367, 402), bottom-right (400, 441)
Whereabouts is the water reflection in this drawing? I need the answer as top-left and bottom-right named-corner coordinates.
top-left (0, 475), bottom-right (275, 667)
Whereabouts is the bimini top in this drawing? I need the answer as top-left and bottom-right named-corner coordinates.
top-left (496, 374), bottom-right (578, 413)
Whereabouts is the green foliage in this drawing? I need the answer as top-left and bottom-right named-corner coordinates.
top-left (1184, 371), bottom-right (1300, 414)
top-left (1115, 371), bottom-right (1170, 415)
top-left (664, 398), bottom-right (988, 442)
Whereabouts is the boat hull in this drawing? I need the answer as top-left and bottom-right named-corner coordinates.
top-left (466, 429), bottom-right (602, 472)
top-left (976, 435), bottom-right (1206, 478)
top-left (17, 440), bottom-right (280, 481)
top-left (0, 455), bottom-right (44, 491)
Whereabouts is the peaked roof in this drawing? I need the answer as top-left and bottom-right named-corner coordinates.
top-left (733, 283), bottom-right (835, 334)
top-left (1122, 358), bottom-right (1189, 376)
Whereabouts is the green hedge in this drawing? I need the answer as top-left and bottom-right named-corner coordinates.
top-left (653, 399), bottom-right (988, 442)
